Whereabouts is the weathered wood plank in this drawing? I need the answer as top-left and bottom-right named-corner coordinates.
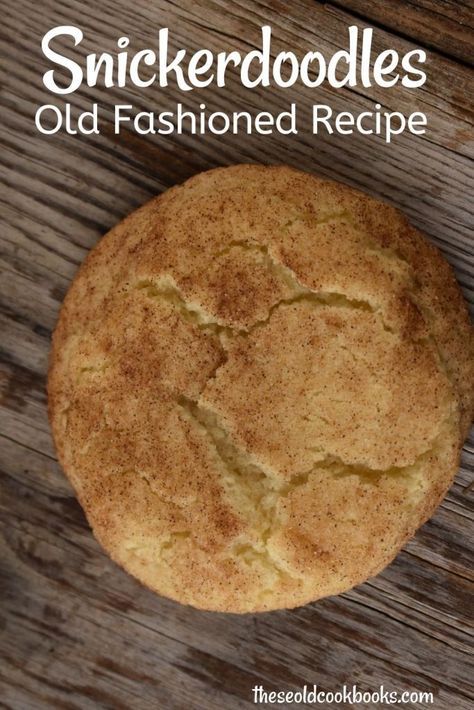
top-left (330, 0), bottom-right (474, 65)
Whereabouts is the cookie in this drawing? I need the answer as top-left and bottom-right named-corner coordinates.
top-left (48, 165), bottom-right (474, 612)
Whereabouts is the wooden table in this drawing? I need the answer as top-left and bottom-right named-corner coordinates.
top-left (1, 1), bottom-right (473, 708)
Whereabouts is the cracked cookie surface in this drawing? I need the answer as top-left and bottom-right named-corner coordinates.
top-left (48, 164), bottom-right (474, 612)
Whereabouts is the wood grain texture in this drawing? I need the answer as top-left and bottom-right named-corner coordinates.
top-left (331, 0), bottom-right (474, 65)
top-left (0, 0), bottom-right (473, 708)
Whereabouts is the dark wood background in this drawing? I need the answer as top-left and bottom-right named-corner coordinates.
top-left (1, 1), bottom-right (473, 708)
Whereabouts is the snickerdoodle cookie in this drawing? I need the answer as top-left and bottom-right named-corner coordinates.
top-left (48, 165), bottom-right (474, 612)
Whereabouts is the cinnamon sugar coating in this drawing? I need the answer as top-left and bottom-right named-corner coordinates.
top-left (48, 165), bottom-right (474, 612)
